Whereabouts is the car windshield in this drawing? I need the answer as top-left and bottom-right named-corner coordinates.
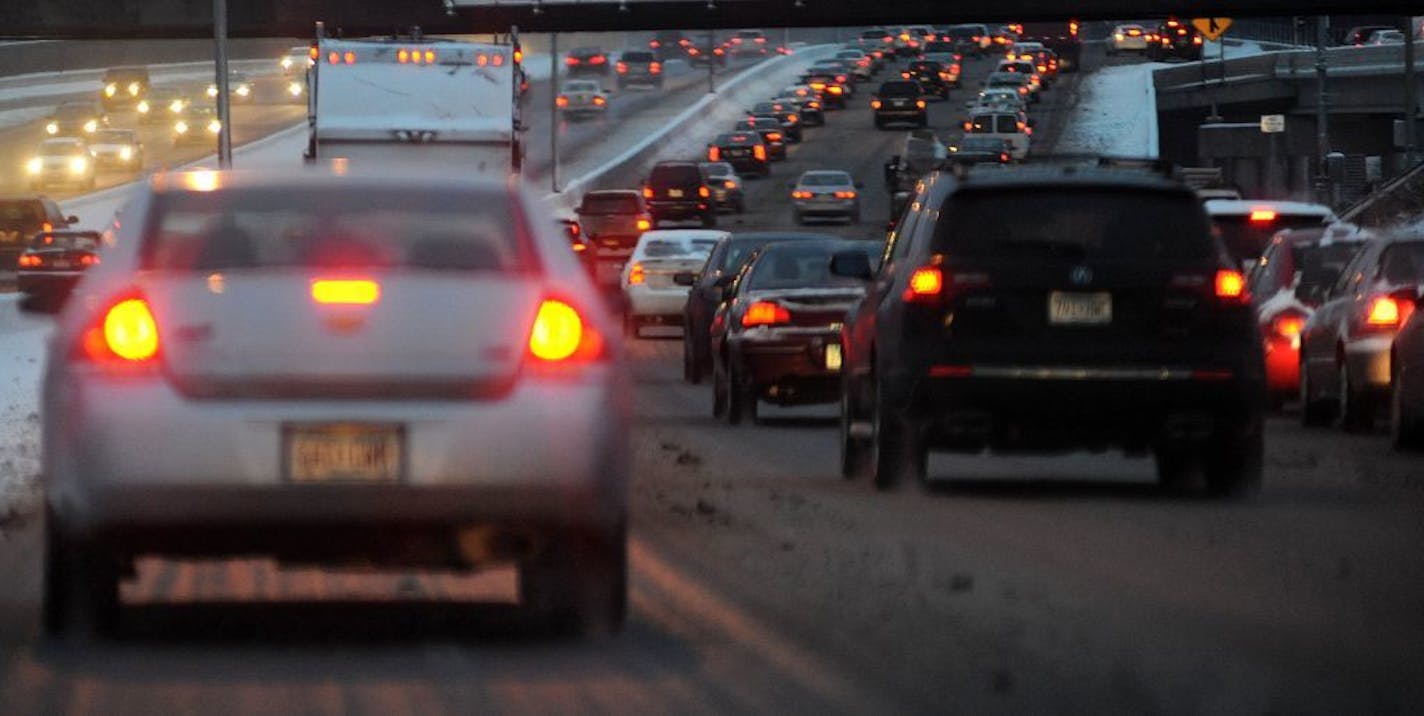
top-left (1294, 242), bottom-right (1364, 292)
top-left (30, 232), bottom-right (100, 250)
top-left (39, 140), bottom-right (85, 155)
top-left (958, 136), bottom-right (1004, 151)
top-left (651, 165), bottom-right (702, 185)
top-left (581, 193), bottom-right (640, 213)
top-left (878, 81), bottom-right (919, 97)
top-left (935, 188), bottom-right (1213, 260)
top-left (716, 132), bottom-right (756, 145)
top-left (700, 162), bottom-right (732, 178)
top-left (745, 243), bottom-right (876, 290)
top-left (799, 172), bottom-right (850, 187)
top-left (54, 104), bottom-right (93, 118)
top-left (1213, 213), bottom-right (1329, 261)
top-left (142, 186), bottom-right (525, 272)
top-left (1379, 242), bottom-right (1424, 283)
top-left (93, 130), bottom-right (131, 143)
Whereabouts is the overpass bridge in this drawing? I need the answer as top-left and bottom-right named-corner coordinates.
top-left (1154, 42), bottom-right (1421, 204)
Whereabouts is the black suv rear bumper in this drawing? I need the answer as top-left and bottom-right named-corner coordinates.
top-left (895, 366), bottom-right (1263, 452)
top-left (648, 199), bottom-right (711, 220)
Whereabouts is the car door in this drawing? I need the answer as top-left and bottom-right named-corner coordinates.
top-left (1304, 244), bottom-right (1373, 397)
top-left (845, 194), bottom-right (926, 391)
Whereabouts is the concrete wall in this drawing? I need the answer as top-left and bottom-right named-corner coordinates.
top-left (0, 39), bottom-right (300, 77)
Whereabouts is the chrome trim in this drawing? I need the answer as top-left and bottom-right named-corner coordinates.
top-left (966, 366), bottom-right (1197, 381)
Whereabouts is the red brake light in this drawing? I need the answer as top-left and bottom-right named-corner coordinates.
top-left (915, 99), bottom-right (927, 109)
top-left (1249, 209), bottom-right (1277, 223)
top-left (616, 61), bottom-right (628, 73)
top-left (590, 55), bottom-right (606, 65)
top-left (642, 186), bottom-right (654, 199)
top-left (698, 186), bottom-right (711, 199)
top-left (311, 278), bottom-right (381, 305)
top-left (556, 95), bottom-right (569, 108)
top-left (753, 145), bottom-right (767, 160)
top-left (1214, 269), bottom-right (1248, 303)
top-left (766, 132), bottom-right (783, 142)
top-left (707, 146), bottom-right (720, 161)
top-left (871, 99), bottom-right (882, 109)
top-left (593, 95), bottom-right (606, 106)
top-left (1366, 296), bottom-right (1401, 326)
top-left (651, 62), bottom-right (662, 73)
top-left (1271, 313), bottom-right (1306, 338)
top-left (791, 190), bottom-right (812, 199)
top-left (18, 254), bottom-right (40, 267)
top-left (903, 266), bottom-right (944, 302)
top-left (80, 254), bottom-right (100, 266)
top-left (81, 296), bottom-right (160, 363)
top-left (742, 301), bottom-right (791, 327)
top-left (528, 298), bottom-right (603, 363)
top-left (565, 57), bottom-right (579, 66)
top-left (834, 190), bottom-right (857, 199)
top-left (628, 262), bottom-right (645, 285)
top-left (636, 217), bottom-right (652, 231)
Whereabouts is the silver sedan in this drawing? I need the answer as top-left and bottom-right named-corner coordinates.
top-left (790, 169), bottom-right (862, 224)
top-left (41, 170), bottom-right (629, 638)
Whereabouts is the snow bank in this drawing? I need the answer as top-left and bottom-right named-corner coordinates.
top-left (0, 297), bottom-right (48, 519)
top-left (1054, 62), bottom-right (1164, 158)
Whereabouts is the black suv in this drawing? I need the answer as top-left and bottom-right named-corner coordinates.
top-left (645, 161), bottom-right (716, 228)
top-left (872, 81), bottom-right (927, 129)
top-left (1146, 20), bottom-right (1204, 61)
top-left (902, 61), bottom-right (950, 99)
top-left (99, 66), bottom-right (151, 109)
top-left (834, 166), bottom-right (1265, 497)
top-left (1, 194), bottom-right (75, 265)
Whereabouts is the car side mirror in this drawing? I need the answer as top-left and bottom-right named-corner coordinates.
top-left (673, 272), bottom-right (697, 287)
top-left (829, 249), bottom-right (874, 281)
top-left (66, 215), bottom-right (79, 224)
top-left (713, 274), bottom-right (735, 289)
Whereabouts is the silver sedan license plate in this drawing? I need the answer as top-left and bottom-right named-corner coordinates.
top-left (1048, 291), bottom-right (1112, 325)
top-left (286, 424), bottom-right (404, 483)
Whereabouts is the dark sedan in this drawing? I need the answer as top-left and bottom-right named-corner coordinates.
top-left (710, 239), bottom-right (883, 423)
top-left (16, 230), bottom-right (103, 301)
top-left (676, 232), bottom-right (833, 384)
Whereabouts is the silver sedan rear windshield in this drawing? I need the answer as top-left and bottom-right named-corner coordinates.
top-left (141, 187), bottom-right (530, 272)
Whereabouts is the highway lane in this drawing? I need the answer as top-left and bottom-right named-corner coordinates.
top-left (0, 38), bottom-right (1421, 715)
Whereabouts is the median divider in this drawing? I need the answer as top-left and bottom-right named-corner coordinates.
top-left (541, 43), bottom-right (835, 213)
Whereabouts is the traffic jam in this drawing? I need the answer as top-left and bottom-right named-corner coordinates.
top-left (0, 9), bottom-right (1422, 713)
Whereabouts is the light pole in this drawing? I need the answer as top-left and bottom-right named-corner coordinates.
top-left (213, 0), bottom-right (232, 168)
top-left (550, 32), bottom-right (560, 192)
top-left (1313, 16), bottom-right (1330, 202)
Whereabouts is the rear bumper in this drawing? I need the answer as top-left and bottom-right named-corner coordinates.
top-left (732, 333), bottom-right (842, 406)
top-left (648, 200), bottom-right (710, 219)
top-left (625, 286), bottom-right (691, 318)
top-left (44, 369), bottom-right (629, 535)
top-left (793, 199), bottom-right (856, 217)
top-left (898, 365), bottom-right (1262, 450)
top-left (723, 156), bottom-right (767, 173)
top-left (1345, 335), bottom-right (1393, 391)
top-left (1264, 336), bottom-right (1301, 395)
top-left (17, 271), bottom-right (82, 293)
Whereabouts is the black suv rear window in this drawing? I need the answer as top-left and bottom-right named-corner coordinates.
top-left (1380, 242), bottom-right (1424, 284)
top-left (878, 82), bottom-right (920, 97)
top-left (650, 164), bottom-right (703, 187)
top-left (716, 133), bottom-right (757, 146)
top-left (934, 188), bottom-right (1213, 260)
top-left (621, 51), bottom-right (655, 62)
top-left (1213, 214), bottom-right (1325, 262)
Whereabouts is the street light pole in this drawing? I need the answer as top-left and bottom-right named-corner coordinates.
top-left (1403, 16), bottom-right (1418, 166)
top-left (707, 29), bottom-right (716, 94)
top-left (213, 0), bottom-right (232, 168)
top-left (550, 31), bottom-right (559, 192)
top-left (1314, 16), bottom-right (1330, 201)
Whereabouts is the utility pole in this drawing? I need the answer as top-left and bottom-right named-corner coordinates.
top-left (550, 31), bottom-right (559, 192)
top-left (213, 0), bottom-right (232, 168)
top-left (1403, 15), bottom-right (1418, 165)
top-left (1313, 16), bottom-right (1330, 202)
top-left (706, 29), bottom-right (716, 93)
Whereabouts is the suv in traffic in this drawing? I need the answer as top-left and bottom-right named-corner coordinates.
top-left (645, 162), bottom-right (717, 228)
top-left (99, 66), bottom-right (150, 109)
top-left (834, 166), bottom-right (1265, 497)
top-left (872, 80), bottom-right (927, 129)
top-left (575, 189), bottom-right (652, 285)
top-left (1, 194), bottom-right (75, 265)
top-left (616, 50), bottom-right (663, 89)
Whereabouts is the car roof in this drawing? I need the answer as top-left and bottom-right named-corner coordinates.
top-left (945, 166), bottom-right (1196, 194)
top-left (728, 231), bottom-right (838, 243)
top-left (149, 170), bottom-right (521, 196)
top-left (639, 229), bottom-right (728, 241)
top-left (1203, 199), bottom-right (1334, 217)
top-left (799, 170), bottom-right (851, 179)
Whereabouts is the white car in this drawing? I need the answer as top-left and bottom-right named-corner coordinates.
top-left (1109, 24), bottom-right (1149, 53)
top-left (26, 137), bottom-right (96, 191)
top-left (41, 170), bottom-right (629, 638)
top-left (279, 45), bottom-right (312, 75)
top-left (622, 229), bottom-right (726, 336)
top-left (790, 169), bottom-right (862, 224)
top-left (88, 128), bottom-right (143, 172)
top-left (964, 110), bottom-right (1031, 160)
top-left (557, 79), bottom-right (609, 117)
top-left (965, 86), bottom-right (1028, 113)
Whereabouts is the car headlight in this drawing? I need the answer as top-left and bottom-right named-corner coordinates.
top-left (137, 100), bottom-right (150, 113)
top-left (45, 122), bottom-right (58, 135)
top-left (170, 100), bottom-right (185, 113)
top-left (287, 81), bottom-right (303, 96)
top-left (128, 82), bottom-right (140, 95)
top-left (104, 84), bottom-right (117, 97)
top-left (69, 156), bottom-right (88, 174)
top-left (235, 85), bottom-right (250, 97)
top-left (207, 119), bottom-right (222, 134)
top-left (119, 146), bottom-right (133, 161)
top-left (174, 120), bottom-right (189, 134)
top-left (207, 86), bottom-right (218, 98)
top-left (26, 157), bottom-right (42, 174)
top-left (281, 57), bottom-right (293, 69)
top-left (83, 119), bottom-right (98, 133)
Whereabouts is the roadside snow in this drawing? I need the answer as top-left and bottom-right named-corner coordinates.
top-left (1055, 62), bottom-right (1165, 158)
top-left (0, 296), bottom-right (47, 520)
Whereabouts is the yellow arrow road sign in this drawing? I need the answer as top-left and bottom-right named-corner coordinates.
top-left (1192, 17), bottom-right (1233, 41)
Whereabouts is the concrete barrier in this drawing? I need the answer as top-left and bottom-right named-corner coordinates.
top-left (0, 39), bottom-right (299, 78)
